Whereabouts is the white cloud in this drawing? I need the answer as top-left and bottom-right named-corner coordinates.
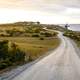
top-left (0, 0), bottom-right (80, 24)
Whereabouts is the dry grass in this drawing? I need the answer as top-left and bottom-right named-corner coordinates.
top-left (0, 24), bottom-right (60, 60)
top-left (0, 37), bottom-right (60, 60)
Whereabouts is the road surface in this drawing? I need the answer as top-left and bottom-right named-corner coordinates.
top-left (1, 32), bottom-right (80, 80)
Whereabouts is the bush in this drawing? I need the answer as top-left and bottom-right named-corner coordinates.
top-left (63, 31), bottom-right (80, 41)
top-left (32, 34), bottom-right (40, 37)
top-left (53, 32), bottom-right (58, 36)
top-left (6, 30), bottom-right (24, 37)
top-left (44, 32), bottom-right (53, 37)
top-left (28, 55), bottom-right (33, 61)
top-left (0, 40), bottom-right (8, 59)
top-left (13, 49), bottom-right (25, 62)
top-left (0, 59), bottom-right (12, 66)
top-left (0, 40), bottom-right (26, 70)
top-left (40, 37), bottom-right (44, 40)
top-left (0, 63), bottom-right (8, 69)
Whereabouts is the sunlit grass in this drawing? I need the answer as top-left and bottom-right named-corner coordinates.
top-left (0, 37), bottom-right (60, 60)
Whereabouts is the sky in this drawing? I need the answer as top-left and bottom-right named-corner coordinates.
top-left (0, 0), bottom-right (80, 24)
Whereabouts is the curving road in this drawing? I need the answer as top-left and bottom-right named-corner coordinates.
top-left (1, 32), bottom-right (80, 80)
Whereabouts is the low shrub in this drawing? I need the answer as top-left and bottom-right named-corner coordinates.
top-left (0, 40), bottom-right (26, 70)
top-left (32, 34), bottom-right (40, 37)
top-left (0, 63), bottom-right (8, 69)
top-left (40, 37), bottom-right (44, 40)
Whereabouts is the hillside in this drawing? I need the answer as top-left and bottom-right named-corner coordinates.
top-left (0, 22), bottom-right (60, 72)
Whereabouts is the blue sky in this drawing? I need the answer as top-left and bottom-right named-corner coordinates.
top-left (0, 0), bottom-right (80, 24)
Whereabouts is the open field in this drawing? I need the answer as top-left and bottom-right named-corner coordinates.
top-left (0, 37), bottom-right (60, 61)
top-left (0, 22), bottom-right (60, 71)
top-left (0, 22), bottom-right (60, 61)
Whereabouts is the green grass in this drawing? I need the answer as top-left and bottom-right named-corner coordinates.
top-left (63, 30), bottom-right (80, 48)
top-left (75, 40), bottom-right (80, 48)
top-left (0, 37), bottom-right (60, 60)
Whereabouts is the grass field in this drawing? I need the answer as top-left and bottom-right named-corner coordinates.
top-left (0, 37), bottom-right (60, 61)
top-left (0, 22), bottom-right (61, 72)
top-left (63, 30), bottom-right (80, 48)
top-left (75, 40), bottom-right (80, 48)
top-left (0, 22), bottom-right (61, 61)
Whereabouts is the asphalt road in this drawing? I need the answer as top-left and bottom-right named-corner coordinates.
top-left (1, 32), bottom-right (80, 80)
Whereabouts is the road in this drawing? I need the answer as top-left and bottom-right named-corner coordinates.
top-left (1, 32), bottom-right (80, 80)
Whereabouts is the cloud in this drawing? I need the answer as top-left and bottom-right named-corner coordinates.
top-left (0, 0), bottom-right (37, 10)
top-left (0, 0), bottom-right (80, 24)
top-left (43, 0), bottom-right (80, 8)
top-left (0, 0), bottom-right (80, 12)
